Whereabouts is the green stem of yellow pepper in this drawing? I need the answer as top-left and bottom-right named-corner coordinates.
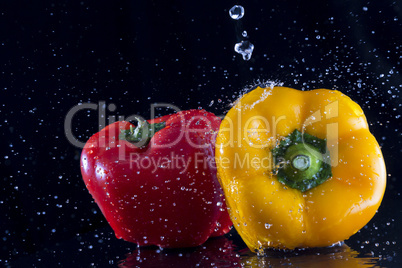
top-left (272, 129), bottom-right (332, 192)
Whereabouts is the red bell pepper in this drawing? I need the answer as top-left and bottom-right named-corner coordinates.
top-left (80, 109), bottom-right (232, 248)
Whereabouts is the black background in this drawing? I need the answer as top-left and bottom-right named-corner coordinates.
top-left (1, 0), bottom-right (401, 267)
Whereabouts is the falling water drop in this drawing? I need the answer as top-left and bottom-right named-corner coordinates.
top-left (234, 40), bottom-right (254, 61)
top-left (229, 5), bottom-right (245, 20)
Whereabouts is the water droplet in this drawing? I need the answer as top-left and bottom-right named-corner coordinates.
top-left (229, 5), bottom-right (245, 20)
top-left (242, 30), bottom-right (248, 37)
top-left (234, 40), bottom-right (254, 61)
top-left (265, 223), bottom-right (273, 229)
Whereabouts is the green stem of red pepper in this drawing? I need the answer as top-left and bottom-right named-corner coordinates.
top-left (119, 117), bottom-right (166, 146)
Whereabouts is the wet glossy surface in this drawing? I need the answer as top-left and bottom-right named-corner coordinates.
top-left (7, 220), bottom-right (400, 267)
top-left (7, 195), bottom-right (402, 267)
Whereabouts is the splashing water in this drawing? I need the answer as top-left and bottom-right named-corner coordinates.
top-left (229, 5), bottom-right (253, 60)
top-left (234, 40), bottom-right (254, 61)
top-left (229, 5), bottom-right (244, 20)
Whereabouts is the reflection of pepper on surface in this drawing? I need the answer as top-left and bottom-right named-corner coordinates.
top-left (239, 243), bottom-right (379, 268)
top-left (118, 235), bottom-right (378, 268)
top-left (118, 237), bottom-right (242, 268)
top-left (216, 86), bottom-right (387, 252)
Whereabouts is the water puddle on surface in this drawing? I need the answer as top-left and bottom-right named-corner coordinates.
top-left (117, 237), bottom-right (382, 268)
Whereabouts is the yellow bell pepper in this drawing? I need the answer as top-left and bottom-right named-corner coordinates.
top-left (216, 86), bottom-right (386, 253)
